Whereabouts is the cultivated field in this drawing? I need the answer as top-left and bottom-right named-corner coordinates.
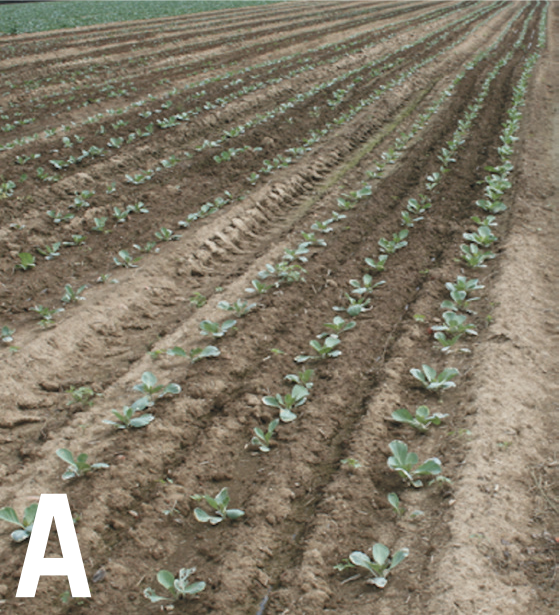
top-left (0, 2), bottom-right (557, 614)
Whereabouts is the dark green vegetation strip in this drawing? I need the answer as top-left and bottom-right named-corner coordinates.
top-left (0, 0), bottom-right (285, 35)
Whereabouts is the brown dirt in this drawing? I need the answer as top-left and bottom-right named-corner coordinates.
top-left (0, 2), bottom-right (557, 614)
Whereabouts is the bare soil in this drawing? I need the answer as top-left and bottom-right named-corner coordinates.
top-left (0, 2), bottom-right (557, 614)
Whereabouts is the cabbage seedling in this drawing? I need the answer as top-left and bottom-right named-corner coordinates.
top-left (112, 207), bottom-right (129, 223)
top-left (189, 292), bottom-right (206, 308)
top-left (407, 197), bottom-right (431, 214)
top-left (387, 440), bottom-right (442, 487)
top-left (262, 384), bottom-right (308, 422)
top-left (132, 372), bottom-right (181, 400)
top-left (284, 369), bottom-right (314, 389)
top-left (310, 220), bottom-right (334, 233)
top-left (475, 199), bottom-right (507, 214)
top-left (1, 326), bottom-right (15, 343)
top-left (320, 316), bottom-right (356, 337)
top-left (16, 252), bottom-right (36, 270)
top-left (391, 406), bottom-right (448, 432)
top-left (47, 210), bottom-right (73, 224)
top-left (410, 364), bottom-right (459, 392)
top-left (251, 418), bottom-right (279, 452)
top-left (433, 331), bottom-right (463, 352)
top-left (0, 504), bottom-right (37, 542)
top-left (37, 242), bottom-right (61, 260)
top-left (445, 276), bottom-right (484, 294)
top-left (144, 567), bottom-right (205, 603)
top-left (441, 289), bottom-right (480, 314)
top-left (217, 299), bottom-right (256, 316)
top-left (126, 201), bottom-right (149, 214)
top-left (246, 279), bottom-right (272, 294)
top-left (432, 311), bottom-right (477, 336)
top-left (333, 294), bottom-right (371, 316)
top-left (463, 225), bottom-right (497, 247)
top-left (342, 543), bottom-right (409, 588)
top-left (400, 211), bottom-right (419, 227)
top-left (103, 397), bottom-right (154, 429)
top-left (114, 250), bottom-right (140, 268)
top-left (155, 227), bottom-right (181, 242)
top-left (91, 217), bottom-right (108, 232)
top-left (471, 214), bottom-right (497, 227)
top-left (349, 274), bottom-right (385, 295)
top-left (364, 254), bottom-right (388, 272)
top-left (192, 488), bottom-right (244, 524)
top-left (63, 234), bottom-right (86, 247)
top-left (199, 319), bottom-right (236, 338)
top-left (30, 305), bottom-right (63, 328)
top-left (387, 493), bottom-right (404, 517)
top-left (425, 172), bottom-right (441, 190)
top-left (190, 346), bottom-right (220, 363)
top-left (66, 386), bottom-right (95, 407)
top-left (460, 243), bottom-right (495, 267)
top-left (56, 449), bottom-right (109, 480)
top-left (295, 336), bottom-right (341, 363)
top-left (61, 284), bottom-right (87, 303)
top-left (300, 232), bottom-right (326, 248)
top-left (378, 230), bottom-right (408, 254)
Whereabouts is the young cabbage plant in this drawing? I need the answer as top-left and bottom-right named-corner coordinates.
top-left (37, 242), bottom-right (61, 260)
top-left (407, 197), bottom-right (431, 215)
top-left (144, 568), bottom-right (205, 603)
top-left (387, 440), bottom-right (442, 487)
top-left (132, 372), bottom-right (181, 400)
top-left (262, 384), bottom-right (308, 422)
top-left (295, 336), bottom-right (341, 363)
top-left (91, 217), bottom-right (108, 232)
top-left (333, 293), bottom-right (371, 316)
top-left (319, 316), bottom-right (356, 338)
top-left (66, 386), bottom-right (95, 407)
top-left (112, 207), bottom-right (129, 223)
top-left (16, 252), bottom-right (36, 270)
top-left (190, 345), bottom-right (220, 363)
top-left (445, 276), bottom-right (484, 294)
top-left (391, 406), bottom-right (448, 433)
top-left (30, 305), bottom-right (64, 328)
top-left (114, 250), bottom-right (140, 268)
top-left (47, 210), bottom-right (73, 224)
top-left (63, 234), bottom-right (86, 247)
top-left (127, 201), bottom-right (149, 214)
top-left (310, 220), bottom-right (334, 234)
top-left (1, 326), bottom-right (15, 343)
top-left (463, 225), bottom-right (498, 247)
top-left (246, 279), bottom-right (272, 294)
top-left (56, 448), bottom-right (109, 480)
top-left (0, 504), bottom-right (38, 542)
top-left (471, 214), bottom-right (497, 227)
top-left (410, 364), bottom-right (459, 392)
top-left (300, 231), bottom-right (327, 248)
top-left (155, 227), bottom-right (181, 242)
top-left (460, 243), bottom-right (496, 268)
top-left (251, 418), bottom-right (280, 452)
top-left (425, 172), bottom-right (441, 190)
top-left (199, 319), bottom-right (236, 338)
top-left (364, 254), bottom-right (388, 272)
top-left (338, 543), bottom-right (409, 588)
top-left (400, 211), bottom-right (419, 228)
top-left (191, 488), bottom-right (244, 524)
top-left (387, 493), bottom-right (405, 517)
top-left (433, 331), bottom-right (464, 352)
top-left (441, 289), bottom-right (480, 314)
top-left (217, 299), bottom-right (256, 316)
top-left (432, 311), bottom-right (477, 336)
top-left (284, 369), bottom-right (314, 390)
top-left (475, 199), bottom-right (507, 214)
top-left (349, 274), bottom-right (385, 295)
top-left (378, 230), bottom-right (408, 254)
top-left (103, 397), bottom-right (154, 429)
top-left (61, 284), bottom-right (87, 303)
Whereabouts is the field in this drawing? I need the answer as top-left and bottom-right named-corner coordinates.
top-left (0, 1), bottom-right (558, 614)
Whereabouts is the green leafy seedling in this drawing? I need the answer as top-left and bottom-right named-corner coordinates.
top-left (284, 369), bottom-right (314, 389)
top-left (190, 345), bottom-right (220, 363)
top-left (61, 284), bottom-right (87, 303)
top-left (463, 225), bottom-right (498, 247)
top-left (114, 250), bottom-right (140, 268)
top-left (191, 488), bottom-right (244, 524)
top-left (387, 493), bottom-right (405, 517)
top-left (432, 311), bottom-right (477, 336)
top-left (0, 504), bottom-right (38, 542)
top-left (445, 276), bottom-right (484, 294)
top-left (387, 440), bottom-right (442, 487)
top-left (460, 243), bottom-right (496, 267)
top-left (364, 254), bottom-right (388, 272)
top-left (189, 292), bottom-right (206, 308)
top-left (340, 543), bottom-right (409, 588)
top-left (295, 335), bottom-right (341, 363)
top-left (66, 386), bottom-right (95, 407)
top-left (262, 384), bottom-right (308, 422)
top-left (132, 372), bottom-right (181, 400)
top-left (349, 274), bottom-right (385, 295)
top-left (391, 406), bottom-right (448, 432)
top-left (410, 364), bottom-right (459, 392)
top-left (217, 299), bottom-right (256, 316)
top-left (144, 567), bottom-right (205, 603)
top-left (16, 252), bottom-right (36, 270)
top-left (319, 316), bottom-right (356, 337)
top-left (199, 319), bottom-right (236, 338)
top-left (441, 289), bottom-right (480, 314)
top-left (103, 397), bottom-right (154, 429)
top-left (56, 448), bottom-right (109, 480)
top-left (1, 326), bottom-right (15, 343)
top-left (251, 418), bottom-right (279, 452)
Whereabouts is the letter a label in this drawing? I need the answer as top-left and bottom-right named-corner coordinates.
top-left (16, 494), bottom-right (90, 598)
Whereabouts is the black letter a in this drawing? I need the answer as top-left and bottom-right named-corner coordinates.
top-left (16, 493), bottom-right (90, 598)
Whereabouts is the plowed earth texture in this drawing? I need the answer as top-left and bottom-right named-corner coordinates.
top-left (0, 2), bottom-right (557, 614)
